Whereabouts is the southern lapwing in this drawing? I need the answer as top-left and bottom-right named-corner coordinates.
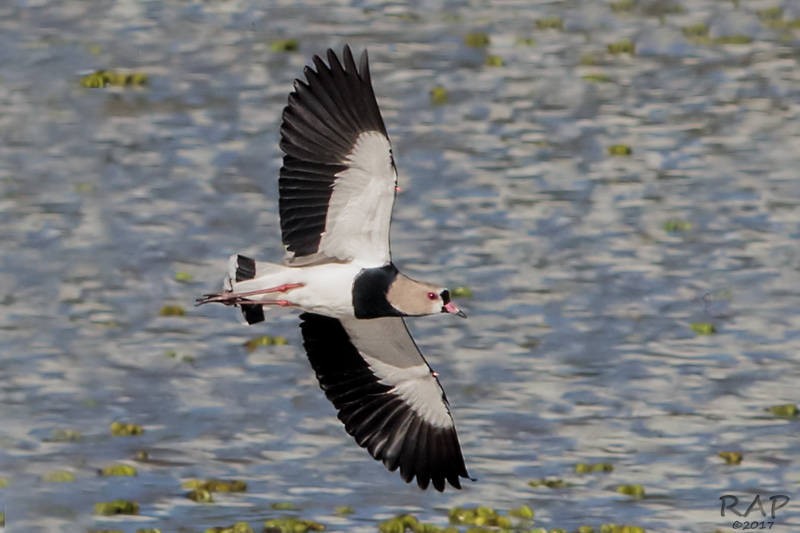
top-left (197, 46), bottom-right (470, 490)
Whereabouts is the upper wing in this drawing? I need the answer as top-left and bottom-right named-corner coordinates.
top-left (299, 312), bottom-right (470, 491)
top-left (279, 46), bottom-right (397, 266)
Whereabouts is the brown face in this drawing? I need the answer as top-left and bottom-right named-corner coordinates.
top-left (387, 276), bottom-right (466, 317)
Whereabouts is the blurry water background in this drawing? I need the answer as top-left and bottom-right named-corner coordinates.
top-left (1, 0), bottom-right (799, 531)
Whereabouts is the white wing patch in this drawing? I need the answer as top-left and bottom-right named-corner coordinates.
top-left (362, 354), bottom-right (454, 429)
top-left (320, 131), bottom-right (396, 266)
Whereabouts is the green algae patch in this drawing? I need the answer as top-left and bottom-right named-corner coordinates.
top-left (464, 32), bottom-right (490, 47)
top-left (0, 477), bottom-right (8, 488)
top-left (271, 502), bottom-right (299, 511)
top-left (610, 0), bottom-right (636, 12)
top-left (206, 522), bottom-right (254, 533)
top-left (263, 517), bottom-right (325, 533)
top-left (42, 470), bottom-right (76, 483)
top-left (430, 86), bottom-right (449, 105)
top-left (713, 35), bottom-right (753, 45)
top-left (608, 144), bottom-right (632, 156)
top-left (187, 488), bottom-right (214, 503)
top-left (616, 484), bottom-right (645, 498)
top-left (690, 322), bottom-right (716, 335)
top-left (768, 403), bottom-right (798, 418)
top-left (175, 271), bottom-right (193, 283)
top-left (607, 39), bottom-right (636, 55)
top-left (575, 462), bottom-right (614, 474)
top-left (244, 335), bottom-right (289, 351)
top-left (515, 37), bottom-right (536, 47)
top-left (80, 70), bottom-right (148, 88)
top-left (663, 219), bottom-right (692, 233)
top-left (535, 17), bottom-right (564, 30)
top-left (448, 506), bottom-right (512, 528)
top-left (334, 506), bottom-right (354, 516)
top-left (451, 286), bottom-right (473, 298)
top-left (582, 73), bottom-right (613, 83)
top-left (94, 499), bottom-right (140, 515)
top-left (159, 304), bottom-right (186, 317)
top-left (485, 54), bottom-right (504, 67)
top-left (136, 530), bottom-right (162, 533)
top-left (207, 524), bottom-right (252, 533)
top-left (271, 39), bottom-right (299, 52)
top-left (380, 514), bottom-right (458, 533)
top-left (528, 477), bottom-right (569, 489)
top-left (718, 451), bottom-right (743, 465)
top-left (183, 478), bottom-right (248, 493)
top-left (600, 525), bottom-right (646, 533)
top-left (48, 428), bottom-right (82, 442)
top-left (110, 421), bottom-right (144, 436)
top-left (99, 463), bottom-right (138, 477)
top-left (682, 22), bottom-right (709, 42)
top-left (508, 504), bottom-right (534, 520)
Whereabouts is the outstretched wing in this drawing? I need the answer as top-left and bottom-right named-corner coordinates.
top-left (299, 312), bottom-right (470, 491)
top-left (279, 46), bottom-right (397, 266)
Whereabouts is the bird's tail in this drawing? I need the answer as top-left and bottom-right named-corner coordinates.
top-left (228, 254), bottom-right (265, 324)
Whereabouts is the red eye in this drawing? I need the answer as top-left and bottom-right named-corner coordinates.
top-left (427, 292), bottom-right (437, 300)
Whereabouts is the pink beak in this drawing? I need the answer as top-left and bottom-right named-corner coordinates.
top-left (443, 301), bottom-right (467, 318)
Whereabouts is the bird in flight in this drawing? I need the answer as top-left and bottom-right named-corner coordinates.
top-left (197, 46), bottom-right (470, 491)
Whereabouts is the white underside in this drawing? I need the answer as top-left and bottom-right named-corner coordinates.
top-left (229, 257), bottom-right (364, 318)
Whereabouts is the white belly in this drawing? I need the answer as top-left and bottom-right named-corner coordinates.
top-left (232, 261), bottom-right (363, 319)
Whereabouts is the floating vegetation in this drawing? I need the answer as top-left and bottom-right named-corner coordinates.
top-left (767, 403), bottom-right (798, 418)
top-left (713, 35), bottom-right (753, 45)
top-left (334, 506), bottom-right (354, 516)
top-left (599, 525), bottom-right (646, 533)
top-left (718, 451), bottom-right (743, 465)
top-left (464, 32), bottom-right (490, 47)
top-left (607, 39), bottom-right (636, 55)
top-left (271, 39), bottom-right (299, 52)
top-left (48, 428), bottom-right (82, 442)
top-left (165, 350), bottom-right (195, 363)
top-left (159, 304), bottom-right (186, 317)
top-left (134, 450), bottom-right (150, 461)
top-left (690, 322), bottom-right (716, 335)
top-left (94, 499), bottom-right (140, 516)
top-left (608, 144), bottom-right (632, 156)
top-left (485, 54), bottom-right (504, 67)
top-left (174, 271), bottom-right (193, 283)
top-left (137, 529), bottom-right (162, 533)
top-left (430, 85), bottom-right (449, 105)
top-left (579, 53), bottom-right (600, 66)
top-left (582, 73), bottom-right (613, 83)
top-left (663, 219), bottom-right (692, 233)
top-left (0, 477), bottom-right (8, 488)
top-left (616, 484), bottom-right (646, 498)
top-left (263, 517), bottom-right (325, 533)
top-left (88, 530), bottom-right (124, 533)
top-left (682, 22), bottom-right (709, 41)
top-left (535, 16), bottom-right (564, 30)
top-left (110, 421), bottom-right (144, 436)
top-left (271, 502), bottom-right (299, 511)
top-left (187, 488), bottom-right (214, 503)
top-left (515, 37), bottom-right (536, 46)
top-left (206, 523), bottom-right (254, 533)
top-left (79, 70), bottom-right (148, 88)
top-left (183, 478), bottom-right (248, 493)
top-left (42, 470), bottom-right (76, 483)
top-left (610, 0), bottom-right (636, 12)
top-left (448, 506), bottom-right (514, 528)
top-left (98, 463), bottom-right (138, 477)
top-left (508, 505), bottom-right (535, 519)
top-left (528, 477), bottom-right (570, 489)
top-left (451, 286), bottom-right (473, 298)
top-left (575, 462), bottom-right (614, 474)
top-left (244, 335), bottom-right (288, 351)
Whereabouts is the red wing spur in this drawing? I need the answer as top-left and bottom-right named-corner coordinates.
top-left (198, 46), bottom-right (470, 490)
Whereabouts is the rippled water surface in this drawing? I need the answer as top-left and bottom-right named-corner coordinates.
top-left (2, 1), bottom-right (800, 532)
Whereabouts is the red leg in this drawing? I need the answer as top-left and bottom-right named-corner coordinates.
top-left (195, 283), bottom-right (304, 307)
